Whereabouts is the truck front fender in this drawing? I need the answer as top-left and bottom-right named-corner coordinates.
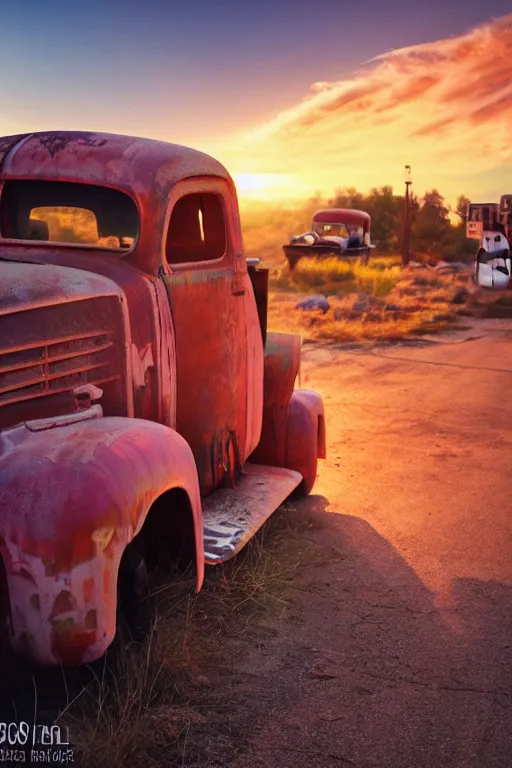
top-left (0, 412), bottom-right (202, 665)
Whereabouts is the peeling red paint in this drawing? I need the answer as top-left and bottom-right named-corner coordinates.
top-left (83, 577), bottom-right (94, 604)
top-left (30, 593), bottom-right (40, 611)
top-left (16, 568), bottom-right (37, 585)
top-left (50, 590), bottom-right (77, 620)
top-left (84, 609), bottom-right (97, 630)
top-left (51, 621), bottom-right (96, 666)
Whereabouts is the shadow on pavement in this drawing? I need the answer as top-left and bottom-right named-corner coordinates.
top-left (229, 496), bottom-right (512, 768)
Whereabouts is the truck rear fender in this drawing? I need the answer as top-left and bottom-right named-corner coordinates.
top-left (250, 331), bottom-right (301, 467)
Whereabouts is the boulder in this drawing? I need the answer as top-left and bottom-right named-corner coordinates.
top-left (449, 261), bottom-right (472, 271)
top-left (405, 260), bottom-right (425, 269)
top-left (296, 295), bottom-right (330, 313)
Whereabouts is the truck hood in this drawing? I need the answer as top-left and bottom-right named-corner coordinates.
top-left (0, 258), bottom-right (125, 314)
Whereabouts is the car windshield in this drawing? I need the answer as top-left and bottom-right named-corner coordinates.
top-left (313, 222), bottom-right (349, 238)
top-left (0, 180), bottom-right (139, 251)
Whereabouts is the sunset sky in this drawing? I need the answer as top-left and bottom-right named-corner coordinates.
top-left (2, 1), bottom-right (512, 209)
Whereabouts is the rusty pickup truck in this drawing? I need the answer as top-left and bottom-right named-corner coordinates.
top-left (0, 131), bottom-right (325, 666)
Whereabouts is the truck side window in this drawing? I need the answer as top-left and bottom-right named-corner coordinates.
top-left (165, 193), bottom-right (226, 264)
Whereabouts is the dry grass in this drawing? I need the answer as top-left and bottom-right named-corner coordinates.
top-left (55, 507), bottom-right (310, 768)
top-left (267, 257), bottom-right (480, 343)
top-left (272, 256), bottom-right (402, 296)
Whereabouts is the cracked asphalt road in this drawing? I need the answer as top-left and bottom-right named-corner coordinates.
top-left (230, 327), bottom-right (512, 768)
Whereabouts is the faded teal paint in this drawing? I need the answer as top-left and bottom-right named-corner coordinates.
top-left (265, 340), bottom-right (294, 372)
top-left (167, 268), bottom-right (228, 287)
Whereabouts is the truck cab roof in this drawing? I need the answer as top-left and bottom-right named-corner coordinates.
top-left (0, 131), bottom-right (239, 275)
top-left (0, 131), bottom-right (231, 201)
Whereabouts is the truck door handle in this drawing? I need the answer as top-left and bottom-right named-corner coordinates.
top-left (232, 289), bottom-right (245, 296)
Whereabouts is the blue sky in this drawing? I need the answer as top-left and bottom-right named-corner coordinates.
top-left (2, 0), bottom-right (511, 143)
top-left (1, 2), bottom-right (512, 205)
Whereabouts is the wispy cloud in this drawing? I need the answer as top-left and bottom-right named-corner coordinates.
top-left (212, 14), bottom-right (512, 204)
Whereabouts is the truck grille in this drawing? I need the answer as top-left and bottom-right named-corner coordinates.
top-left (0, 332), bottom-right (119, 407)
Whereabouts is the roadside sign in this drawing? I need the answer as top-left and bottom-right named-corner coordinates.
top-left (466, 221), bottom-right (483, 239)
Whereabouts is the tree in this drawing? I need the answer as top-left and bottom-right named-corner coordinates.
top-left (328, 187), bottom-right (366, 211)
top-left (455, 194), bottom-right (471, 223)
top-left (411, 190), bottom-right (452, 257)
top-left (366, 186), bottom-right (404, 252)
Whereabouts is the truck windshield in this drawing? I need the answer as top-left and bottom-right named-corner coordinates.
top-left (0, 180), bottom-right (139, 251)
top-left (313, 222), bottom-right (349, 238)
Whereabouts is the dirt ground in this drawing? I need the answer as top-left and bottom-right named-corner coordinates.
top-left (3, 320), bottom-right (512, 768)
top-left (196, 320), bottom-right (512, 768)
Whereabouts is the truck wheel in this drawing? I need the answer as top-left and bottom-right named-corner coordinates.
top-left (116, 544), bottom-right (152, 644)
top-left (287, 255), bottom-right (300, 272)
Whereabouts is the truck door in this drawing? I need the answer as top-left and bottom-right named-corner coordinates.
top-left (161, 181), bottom-right (248, 497)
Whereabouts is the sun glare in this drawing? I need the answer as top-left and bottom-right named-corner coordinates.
top-left (233, 173), bottom-right (310, 202)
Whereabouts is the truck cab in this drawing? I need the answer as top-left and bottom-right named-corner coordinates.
top-left (0, 131), bottom-right (325, 665)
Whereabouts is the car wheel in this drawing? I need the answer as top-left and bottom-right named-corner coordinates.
top-left (288, 255), bottom-right (300, 271)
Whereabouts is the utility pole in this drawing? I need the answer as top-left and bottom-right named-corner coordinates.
top-left (401, 165), bottom-right (412, 267)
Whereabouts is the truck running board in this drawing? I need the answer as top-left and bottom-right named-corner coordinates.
top-left (202, 463), bottom-right (302, 565)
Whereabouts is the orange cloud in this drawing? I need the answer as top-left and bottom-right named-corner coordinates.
top-left (211, 14), bottom-right (512, 207)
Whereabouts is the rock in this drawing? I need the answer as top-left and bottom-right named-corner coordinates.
top-left (295, 294), bottom-right (330, 313)
top-left (450, 288), bottom-right (470, 304)
top-left (406, 260), bottom-right (425, 269)
top-left (449, 261), bottom-right (472, 271)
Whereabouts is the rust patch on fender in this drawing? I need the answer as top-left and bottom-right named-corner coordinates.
top-left (50, 590), bottom-right (77, 619)
top-left (51, 619), bottom-right (96, 666)
top-left (16, 568), bottom-right (37, 585)
top-left (83, 577), bottom-right (94, 604)
top-left (84, 609), bottom-right (97, 630)
top-left (30, 594), bottom-right (40, 611)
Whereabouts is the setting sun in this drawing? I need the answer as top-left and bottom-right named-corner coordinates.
top-left (233, 173), bottom-right (311, 202)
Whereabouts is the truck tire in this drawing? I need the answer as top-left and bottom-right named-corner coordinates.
top-left (287, 254), bottom-right (300, 271)
top-left (116, 544), bottom-right (153, 644)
